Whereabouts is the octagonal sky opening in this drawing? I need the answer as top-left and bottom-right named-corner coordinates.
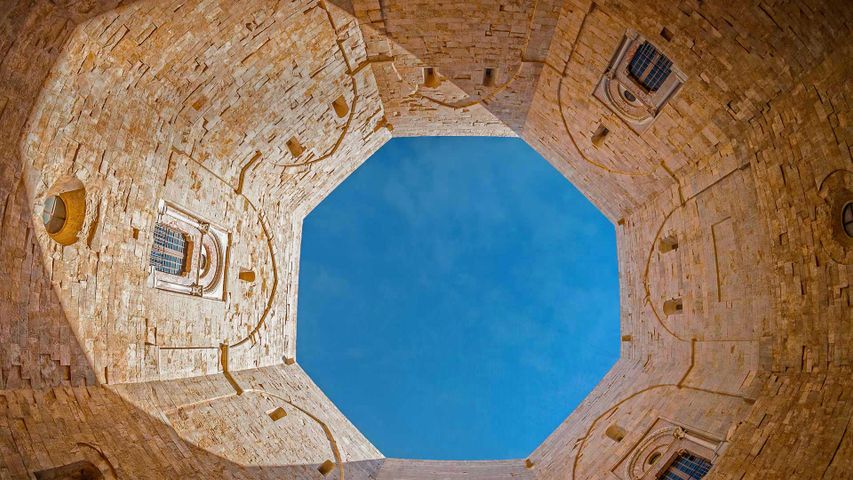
top-left (298, 137), bottom-right (619, 460)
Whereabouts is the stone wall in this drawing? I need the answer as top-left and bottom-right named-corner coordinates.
top-left (524, 1), bottom-right (850, 478)
top-left (0, 0), bottom-right (850, 478)
top-left (1, 363), bottom-right (383, 479)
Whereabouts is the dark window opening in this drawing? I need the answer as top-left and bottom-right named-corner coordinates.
top-left (483, 67), bottom-right (496, 87)
top-left (239, 269), bottom-right (256, 282)
top-left (150, 223), bottom-right (187, 275)
top-left (659, 235), bottom-right (678, 253)
top-left (605, 424), bottom-right (626, 442)
top-left (318, 460), bottom-right (335, 476)
top-left (657, 451), bottom-right (712, 480)
top-left (34, 460), bottom-right (104, 480)
top-left (423, 67), bottom-right (440, 88)
top-left (663, 298), bottom-right (684, 316)
top-left (842, 202), bottom-right (853, 238)
top-left (42, 195), bottom-right (68, 234)
top-left (332, 95), bottom-right (349, 118)
top-left (591, 125), bottom-right (610, 148)
top-left (287, 137), bottom-right (304, 157)
top-left (628, 42), bottom-right (673, 91)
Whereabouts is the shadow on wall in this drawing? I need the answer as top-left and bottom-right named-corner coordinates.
top-left (0, 1), bottom-right (370, 478)
top-left (327, 0), bottom-right (563, 133)
top-left (0, 0), bottom-right (128, 391)
top-left (1, 377), bottom-right (387, 479)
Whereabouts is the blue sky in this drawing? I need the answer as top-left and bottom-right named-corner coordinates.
top-left (297, 137), bottom-right (619, 460)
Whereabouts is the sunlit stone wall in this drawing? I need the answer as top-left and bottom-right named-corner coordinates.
top-left (0, 0), bottom-right (849, 478)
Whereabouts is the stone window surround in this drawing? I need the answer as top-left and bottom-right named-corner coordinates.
top-left (593, 30), bottom-right (687, 133)
top-left (148, 200), bottom-right (228, 301)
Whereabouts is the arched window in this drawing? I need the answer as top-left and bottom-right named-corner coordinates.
top-left (593, 31), bottom-right (686, 134)
top-left (148, 201), bottom-right (229, 300)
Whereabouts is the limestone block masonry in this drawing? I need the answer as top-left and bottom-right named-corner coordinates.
top-left (0, 0), bottom-right (850, 479)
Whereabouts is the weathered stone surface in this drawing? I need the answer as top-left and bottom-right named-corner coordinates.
top-left (0, 0), bottom-right (850, 478)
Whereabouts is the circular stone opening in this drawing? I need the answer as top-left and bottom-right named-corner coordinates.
top-left (623, 89), bottom-right (637, 103)
top-left (41, 176), bottom-right (87, 246)
top-left (842, 201), bottom-right (853, 238)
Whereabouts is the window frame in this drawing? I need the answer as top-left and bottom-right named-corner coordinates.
top-left (150, 222), bottom-right (190, 276)
top-left (655, 450), bottom-right (713, 480)
top-left (147, 200), bottom-right (228, 301)
top-left (627, 41), bottom-right (674, 92)
top-left (636, 430), bottom-right (718, 480)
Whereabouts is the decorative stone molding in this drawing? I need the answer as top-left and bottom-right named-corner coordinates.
top-left (148, 200), bottom-right (229, 300)
top-left (610, 418), bottom-right (722, 480)
top-left (593, 30), bottom-right (686, 133)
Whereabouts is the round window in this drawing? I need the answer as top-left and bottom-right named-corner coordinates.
top-left (40, 176), bottom-right (86, 246)
top-left (623, 89), bottom-right (637, 103)
top-left (843, 201), bottom-right (853, 238)
top-left (42, 195), bottom-right (68, 234)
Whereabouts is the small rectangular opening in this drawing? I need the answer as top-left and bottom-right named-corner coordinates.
top-left (660, 27), bottom-right (674, 42)
top-left (659, 235), bottom-right (678, 253)
top-left (591, 125), bottom-right (609, 148)
top-left (483, 67), bottom-right (496, 87)
top-left (663, 298), bottom-right (684, 316)
top-left (318, 460), bottom-right (335, 476)
top-left (332, 95), bottom-right (349, 118)
top-left (239, 269), bottom-right (256, 283)
top-left (267, 407), bottom-right (287, 421)
top-left (423, 67), bottom-right (440, 88)
top-left (286, 137), bottom-right (304, 157)
top-left (621, 335), bottom-right (632, 342)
